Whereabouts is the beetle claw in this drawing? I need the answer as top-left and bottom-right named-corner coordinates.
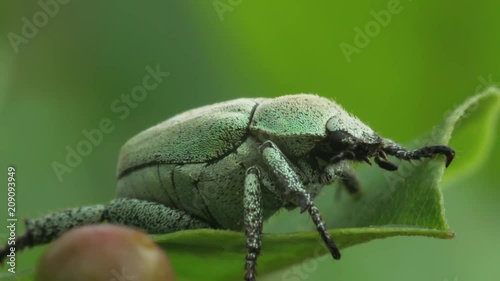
top-left (440, 147), bottom-right (456, 167)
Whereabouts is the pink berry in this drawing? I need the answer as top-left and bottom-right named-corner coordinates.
top-left (35, 224), bottom-right (175, 281)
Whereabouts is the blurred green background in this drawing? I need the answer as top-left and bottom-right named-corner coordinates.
top-left (0, 1), bottom-right (499, 280)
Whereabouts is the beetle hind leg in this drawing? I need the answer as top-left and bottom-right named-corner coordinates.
top-left (243, 166), bottom-right (264, 281)
top-left (104, 198), bottom-right (212, 233)
top-left (0, 204), bottom-right (107, 263)
top-left (0, 199), bottom-right (213, 264)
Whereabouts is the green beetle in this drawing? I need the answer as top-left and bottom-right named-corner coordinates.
top-left (0, 94), bottom-right (454, 281)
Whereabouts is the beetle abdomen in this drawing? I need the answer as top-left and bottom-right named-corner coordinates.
top-left (116, 163), bottom-right (217, 224)
top-left (116, 137), bottom-right (284, 230)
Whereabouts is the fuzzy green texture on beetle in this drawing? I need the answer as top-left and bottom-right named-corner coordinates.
top-left (0, 94), bottom-right (455, 281)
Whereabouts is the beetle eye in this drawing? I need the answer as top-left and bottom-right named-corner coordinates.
top-left (328, 130), bottom-right (356, 153)
top-left (329, 130), bottom-right (353, 144)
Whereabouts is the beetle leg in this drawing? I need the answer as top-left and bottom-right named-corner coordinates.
top-left (104, 198), bottom-right (212, 233)
top-left (337, 168), bottom-right (361, 195)
top-left (243, 166), bottom-right (264, 281)
top-left (0, 199), bottom-right (212, 264)
top-left (329, 150), bottom-right (356, 164)
top-left (382, 139), bottom-right (455, 167)
top-left (0, 204), bottom-right (107, 263)
top-left (260, 140), bottom-right (341, 260)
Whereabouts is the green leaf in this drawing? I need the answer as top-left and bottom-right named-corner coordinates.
top-left (440, 87), bottom-right (500, 184)
top-left (8, 88), bottom-right (499, 281)
top-left (155, 228), bottom-right (452, 281)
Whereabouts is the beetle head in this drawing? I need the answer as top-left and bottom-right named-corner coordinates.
top-left (325, 116), bottom-right (399, 171)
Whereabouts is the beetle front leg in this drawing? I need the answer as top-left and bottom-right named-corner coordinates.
top-left (337, 168), bottom-right (361, 195)
top-left (381, 139), bottom-right (455, 168)
top-left (260, 141), bottom-right (341, 260)
top-left (321, 164), bottom-right (361, 197)
top-left (243, 166), bottom-right (264, 281)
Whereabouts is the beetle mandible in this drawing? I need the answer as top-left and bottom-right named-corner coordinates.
top-left (0, 94), bottom-right (455, 281)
